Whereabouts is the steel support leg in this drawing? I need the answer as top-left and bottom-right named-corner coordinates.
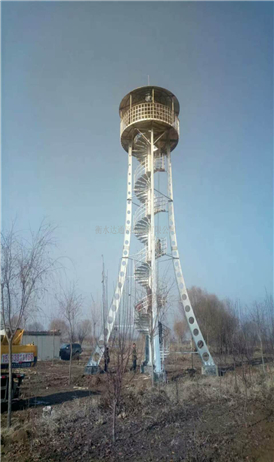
top-left (150, 128), bottom-right (162, 377)
top-left (85, 144), bottom-right (133, 373)
top-left (166, 142), bottom-right (217, 375)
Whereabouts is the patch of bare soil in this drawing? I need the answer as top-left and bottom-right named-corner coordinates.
top-left (1, 360), bottom-right (274, 461)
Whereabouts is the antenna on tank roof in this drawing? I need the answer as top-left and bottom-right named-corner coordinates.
top-left (148, 75), bottom-right (150, 85)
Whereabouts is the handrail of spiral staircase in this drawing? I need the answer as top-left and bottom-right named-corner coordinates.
top-left (134, 156), bottom-right (166, 187)
top-left (134, 159), bottom-right (149, 185)
top-left (133, 203), bottom-right (148, 228)
top-left (159, 325), bottom-right (171, 357)
top-left (154, 196), bottom-right (168, 213)
top-left (133, 247), bottom-right (148, 266)
top-left (154, 155), bottom-right (166, 172)
top-left (135, 294), bottom-right (150, 313)
top-left (134, 196), bottom-right (168, 228)
top-left (135, 292), bottom-right (167, 314)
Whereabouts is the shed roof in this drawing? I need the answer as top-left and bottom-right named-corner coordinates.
top-left (23, 330), bottom-right (61, 337)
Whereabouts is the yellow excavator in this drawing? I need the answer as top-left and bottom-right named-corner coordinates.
top-left (1, 329), bottom-right (37, 403)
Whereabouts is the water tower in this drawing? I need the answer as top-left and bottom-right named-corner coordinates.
top-left (86, 86), bottom-right (217, 378)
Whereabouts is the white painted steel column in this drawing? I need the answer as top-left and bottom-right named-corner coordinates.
top-left (150, 128), bottom-right (161, 374)
top-left (86, 144), bottom-right (133, 369)
top-left (146, 137), bottom-right (152, 367)
top-left (166, 141), bottom-right (216, 370)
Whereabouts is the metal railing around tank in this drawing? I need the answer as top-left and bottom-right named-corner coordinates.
top-left (120, 102), bottom-right (179, 136)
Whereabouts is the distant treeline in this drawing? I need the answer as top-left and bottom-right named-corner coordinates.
top-left (174, 286), bottom-right (274, 360)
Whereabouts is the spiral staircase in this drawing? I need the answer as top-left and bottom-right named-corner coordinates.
top-left (132, 131), bottom-right (170, 362)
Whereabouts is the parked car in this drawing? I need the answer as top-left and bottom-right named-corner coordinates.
top-left (59, 343), bottom-right (82, 360)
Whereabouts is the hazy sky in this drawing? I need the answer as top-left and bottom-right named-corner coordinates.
top-left (2, 1), bottom-right (273, 322)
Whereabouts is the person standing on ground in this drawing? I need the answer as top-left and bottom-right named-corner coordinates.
top-left (131, 343), bottom-right (137, 372)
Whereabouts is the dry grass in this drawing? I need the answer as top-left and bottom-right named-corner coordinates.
top-left (164, 364), bottom-right (274, 405)
top-left (2, 364), bottom-right (274, 462)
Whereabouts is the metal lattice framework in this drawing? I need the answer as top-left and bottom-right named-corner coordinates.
top-left (86, 86), bottom-right (217, 377)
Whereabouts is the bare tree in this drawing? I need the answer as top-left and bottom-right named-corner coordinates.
top-left (27, 321), bottom-right (44, 331)
top-left (49, 318), bottom-right (68, 339)
top-left (1, 221), bottom-right (57, 427)
top-left (251, 302), bottom-right (267, 372)
top-left (147, 282), bottom-right (172, 386)
top-left (8, 314), bottom-right (22, 331)
top-left (174, 319), bottom-right (188, 344)
top-left (188, 286), bottom-right (238, 356)
top-left (106, 307), bottom-right (135, 443)
top-left (77, 319), bottom-right (92, 345)
top-left (58, 284), bottom-right (82, 385)
top-left (90, 295), bottom-right (101, 347)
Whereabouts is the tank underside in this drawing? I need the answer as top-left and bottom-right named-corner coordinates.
top-left (121, 119), bottom-right (179, 153)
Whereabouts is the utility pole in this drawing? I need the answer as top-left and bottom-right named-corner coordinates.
top-left (102, 255), bottom-right (106, 347)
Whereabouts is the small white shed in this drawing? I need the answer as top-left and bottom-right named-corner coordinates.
top-left (22, 330), bottom-right (61, 361)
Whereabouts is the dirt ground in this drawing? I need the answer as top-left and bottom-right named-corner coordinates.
top-left (1, 348), bottom-right (274, 461)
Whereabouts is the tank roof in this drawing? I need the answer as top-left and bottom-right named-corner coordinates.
top-left (119, 85), bottom-right (180, 115)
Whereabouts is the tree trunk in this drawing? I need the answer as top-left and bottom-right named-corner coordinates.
top-left (150, 335), bottom-right (155, 387)
top-left (259, 336), bottom-right (265, 374)
top-left (175, 379), bottom-right (179, 404)
top-left (7, 338), bottom-right (13, 428)
top-left (69, 343), bottom-right (72, 385)
top-left (191, 337), bottom-right (194, 369)
top-left (112, 398), bottom-right (116, 443)
top-left (93, 323), bottom-right (96, 349)
top-left (52, 331), bottom-right (55, 366)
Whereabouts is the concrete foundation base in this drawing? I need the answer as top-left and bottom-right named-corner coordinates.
top-left (84, 365), bottom-right (100, 375)
top-left (141, 363), bottom-right (153, 375)
top-left (201, 365), bottom-right (218, 376)
top-left (154, 371), bottom-right (167, 383)
top-left (140, 363), bottom-right (166, 383)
